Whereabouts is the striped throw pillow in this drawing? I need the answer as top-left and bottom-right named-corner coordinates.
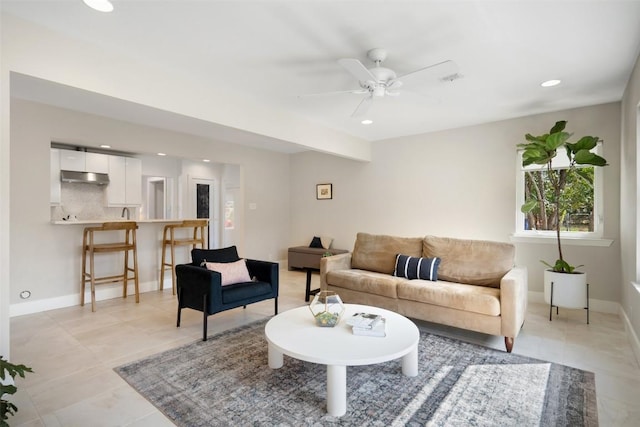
top-left (393, 254), bottom-right (441, 281)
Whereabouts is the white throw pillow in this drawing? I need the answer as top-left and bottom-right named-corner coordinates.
top-left (205, 259), bottom-right (251, 286)
top-left (320, 236), bottom-right (333, 249)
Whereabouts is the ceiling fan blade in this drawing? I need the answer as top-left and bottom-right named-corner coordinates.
top-left (396, 60), bottom-right (459, 82)
top-left (351, 95), bottom-right (373, 117)
top-left (338, 58), bottom-right (376, 83)
top-left (297, 89), bottom-right (368, 98)
top-left (387, 80), bottom-right (403, 90)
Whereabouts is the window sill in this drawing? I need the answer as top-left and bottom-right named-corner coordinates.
top-left (510, 233), bottom-right (614, 247)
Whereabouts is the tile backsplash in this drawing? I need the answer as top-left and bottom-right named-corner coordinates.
top-left (50, 183), bottom-right (138, 221)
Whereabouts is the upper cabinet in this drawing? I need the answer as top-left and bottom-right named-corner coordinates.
top-left (59, 149), bottom-right (109, 173)
top-left (85, 152), bottom-right (109, 173)
top-left (125, 157), bottom-right (142, 206)
top-left (106, 155), bottom-right (142, 206)
top-left (50, 148), bottom-right (61, 205)
top-left (59, 149), bottom-right (85, 172)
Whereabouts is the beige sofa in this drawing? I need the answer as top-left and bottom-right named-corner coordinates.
top-left (320, 233), bottom-right (527, 352)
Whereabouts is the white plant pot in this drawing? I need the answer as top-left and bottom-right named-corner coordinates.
top-left (544, 270), bottom-right (587, 309)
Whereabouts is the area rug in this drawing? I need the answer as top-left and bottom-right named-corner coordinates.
top-left (115, 320), bottom-right (597, 426)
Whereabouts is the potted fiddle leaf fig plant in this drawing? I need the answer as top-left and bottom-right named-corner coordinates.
top-left (518, 120), bottom-right (607, 311)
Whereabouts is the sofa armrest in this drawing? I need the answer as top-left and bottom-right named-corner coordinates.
top-left (320, 252), bottom-right (352, 290)
top-left (499, 266), bottom-right (528, 338)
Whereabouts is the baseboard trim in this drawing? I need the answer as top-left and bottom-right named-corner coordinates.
top-left (527, 290), bottom-right (620, 314)
top-left (620, 307), bottom-right (640, 368)
top-left (9, 280), bottom-right (164, 317)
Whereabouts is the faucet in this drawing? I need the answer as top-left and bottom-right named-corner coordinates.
top-left (121, 207), bottom-right (130, 220)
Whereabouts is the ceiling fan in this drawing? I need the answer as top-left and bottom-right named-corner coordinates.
top-left (300, 48), bottom-right (460, 118)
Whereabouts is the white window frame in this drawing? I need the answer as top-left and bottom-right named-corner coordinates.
top-left (513, 142), bottom-right (610, 246)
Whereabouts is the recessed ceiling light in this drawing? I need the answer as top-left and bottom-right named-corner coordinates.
top-left (361, 119), bottom-right (373, 125)
top-left (203, 159), bottom-right (210, 163)
top-left (157, 153), bottom-right (166, 156)
top-left (541, 79), bottom-right (561, 87)
top-left (83, 0), bottom-right (114, 12)
top-left (99, 144), bottom-right (111, 149)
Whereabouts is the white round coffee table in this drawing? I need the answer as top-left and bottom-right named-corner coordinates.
top-left (264, 304), bottom-right (419, 417)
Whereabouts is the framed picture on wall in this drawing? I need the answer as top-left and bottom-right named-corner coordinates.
top-left (316, 183), bottom-right (332, 200)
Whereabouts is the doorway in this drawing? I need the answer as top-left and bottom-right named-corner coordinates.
top-left (189, 177), bottom-right (219, 248)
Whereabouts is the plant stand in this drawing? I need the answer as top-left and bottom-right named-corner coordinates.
top-left (545, 270), bottom-right (590, 324)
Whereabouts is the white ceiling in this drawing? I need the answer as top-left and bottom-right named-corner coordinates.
top-left (4, 0), bottom-right (640, 154)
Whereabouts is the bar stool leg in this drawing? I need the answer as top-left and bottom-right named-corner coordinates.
top-left (89, 246), bottom-right (96, 312)
top-left (160, 226), bottom-right (168, 291)
top-left (133, 231), bottom-right (140, 303)
top-left (170, 239), bottom-right (177, 295)
top-left (123, 238), bottom-right (129, 299)
top-left (81, 235), bottom-right (87, 307)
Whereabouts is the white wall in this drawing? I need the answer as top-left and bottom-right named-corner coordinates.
top-left (8, 99), bottom-right (290, 310)
top-left (621, 50), bottom-right (640, 344)
top-left (290, 103), bottom-right (622, 304)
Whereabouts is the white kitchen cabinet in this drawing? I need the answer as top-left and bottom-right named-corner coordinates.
top-left (59, 150), bottom-right (109, 173)
top-left (125, 157), bottom-right (142, 205)
top-left (50, 148), bottom-right (61, 205)
top-left (85, 152), bottom-right (109, 173)
top-left (106, 155), bottom-right (142, 206)
top-left (59, 149), bottom-right (86, 171)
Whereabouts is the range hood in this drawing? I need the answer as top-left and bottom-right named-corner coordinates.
top-left (60, 170), bottom-right (110, 185)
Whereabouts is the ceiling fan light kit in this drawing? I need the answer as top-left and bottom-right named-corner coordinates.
top-left (303, 48), bottom-right (460, 118)
top-left (83, 0), bottom-right (114, 13)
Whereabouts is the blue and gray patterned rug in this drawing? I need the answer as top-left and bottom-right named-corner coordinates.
top-left (115, 319), bottom-right (597, 426)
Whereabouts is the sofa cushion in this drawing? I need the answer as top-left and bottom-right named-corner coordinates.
top-left (422, 236), bottom-right (515, 288)
top-left (397, 280), bottom-right (501, 316)
top-left (393, 254), bottom-right (441, 281)
top-left (326, 269), bottom-right (402, 299)
top-left (352, 233), bottom-right (423, 274)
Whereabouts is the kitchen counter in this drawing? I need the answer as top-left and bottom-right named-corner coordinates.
top-left (51, 219), bottom-right (195, 225)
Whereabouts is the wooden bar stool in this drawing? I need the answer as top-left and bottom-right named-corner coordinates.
top-left (160, 219), bottom-right (208, 294)
top-left (81, 221), bottom-right (140, 312)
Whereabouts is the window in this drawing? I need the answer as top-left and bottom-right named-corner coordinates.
top-left (515, 143), bottom-right (604, 238)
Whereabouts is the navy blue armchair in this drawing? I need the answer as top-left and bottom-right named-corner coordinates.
top-left (176, 246), bottom-right (279, 341)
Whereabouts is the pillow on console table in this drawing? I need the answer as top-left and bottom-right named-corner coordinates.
top-left (309, 236), bottom-right (323, 248)
top-left (309, 236), bottom-right (334, 249)
top-left (393, 254), bottom-right (441, 281)
top-left (205, 259), bottom-right (251, 286)
top-left (320, 236), bottom-right (333, 249)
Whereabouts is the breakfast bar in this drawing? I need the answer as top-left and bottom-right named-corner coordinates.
top-left (49, 218), bottom-right (206, 309)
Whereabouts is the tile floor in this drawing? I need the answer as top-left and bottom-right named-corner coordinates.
top-left (7, 267), bottom-right (640, 426)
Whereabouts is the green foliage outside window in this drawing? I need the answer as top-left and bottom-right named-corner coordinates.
top-left (524, 166), bottom-right (594, 232)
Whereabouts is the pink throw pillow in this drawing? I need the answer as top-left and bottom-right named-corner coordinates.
top-left (204, 259), bottom-right (251, 286)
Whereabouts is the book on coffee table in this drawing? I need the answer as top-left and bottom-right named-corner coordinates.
top-left (352, 318), bottom-right (386, 337)
top-left (346, 312), bottom-right (382, 330)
